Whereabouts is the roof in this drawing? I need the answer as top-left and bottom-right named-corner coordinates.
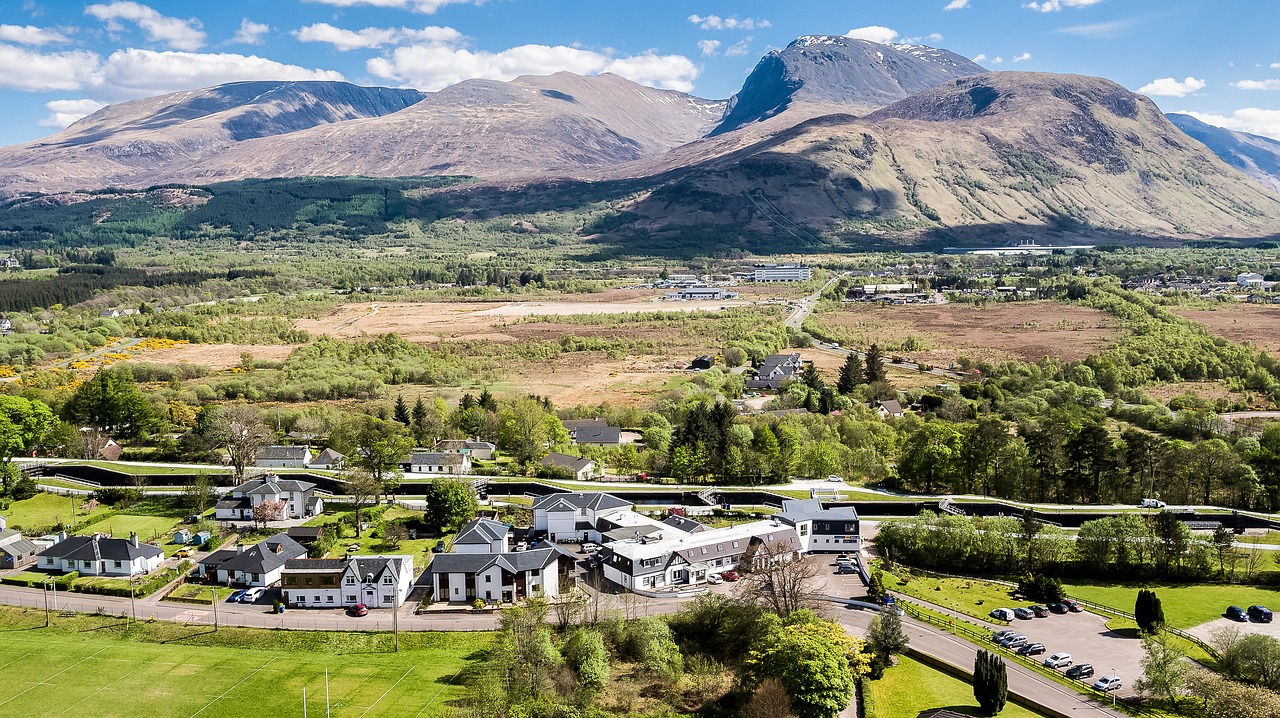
top-left (878, 400), bottom-right (904, 415)
top-left (425, 545), bottom-right (572, 578)
top-left (310, 448), bottom-right (345, 464)
top-left (284, 558), bottom-right (348, 572)
top-left (434, 440), bottom-right (469, 452)
top-left (777, 499), bottom-right (860, 527)
top-left (538, 453), bottom-right (596, 474)
top-left (201, 534), bottom-right (307, 574)
top-left (286, 527), bottom-right (324, 540)
top-left (0, 537), bottom-right (38, 556)
top-left (602, 525), bottom-right (664, 542)
top-left (216, 496), bottom-right (251, 510)
top-left (531, 491), bottom-right (630, 513)
top-left (465, 440), bottom-right (496, 450)
top-left (574, 426), bottom-right (621, 444)
top-left (409, 452), bottom-right (468, 466)
top-left (257, 446), bottom-right (310, 460)
top-left (236, 476), bottom-right (316, 495)
top-left (661, 515), bottom-right (710, 533)
top-left (453, 518), bottom-right (510, 545)
top-left (283, 555), bottom-right (411, 584)
top-left (561, 418), bottom-right (607, 431)
top-left (38, 534), bottom-right (164, 562)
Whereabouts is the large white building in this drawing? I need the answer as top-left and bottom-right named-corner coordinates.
top-left (753, 264), bottom-right (812, 282)
top-left (215, 476), bottom-right (323, 521)
top-left (422, 516), bottom-right (577, 603)
top-left (532, 492), bottom-right (636, 543)
top-left (600, 519), bottom-right (802, 591)
top-left (36, 533), bottom-right (165, 577)
top-left (281, 554), bottom-right (414, 609)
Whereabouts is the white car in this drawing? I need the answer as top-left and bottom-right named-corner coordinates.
top-left (826, 475), bottom-right (844, 483)
top-left (1093, 675), bottom-right (1123, 692)
top-left (1044, 652), bottom-right (1073, 669)
top-left (1139, 498), bottom-right (1166, 509)
top-left (239, 587), bottom-right (266, 604)
top-left (706, 573), bottom-right (724, 585)
top-left (989, 608), bottom-right (1015, 622)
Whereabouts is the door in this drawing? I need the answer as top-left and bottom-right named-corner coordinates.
top-left (364, 587), bottom-right (375, 605)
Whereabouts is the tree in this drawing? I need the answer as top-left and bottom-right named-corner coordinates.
top-left (742, 677), bottom-right (797, 718)
top-left (1212, 525), bottom-right (1237, 578)
top-left (393, 395), bottom-right (410, 425)
top-left (641, 412), bottom-right (673, 454)
top-left (352, 416), bottom-right (412, 501)
top-left (562, 628), bottom-right (610, 696)
top-left (897, 422), bottom-right (963, 493)
top-left (836, 353), bottom-right (863, 395)
top-left (498, 397), bottom-right (558, 467)
top-left (0, 396), bottom-right (54, 494)
top-left (1135, 589), bottom-right (1166, 634)
top-left (866, 610), bottom-right (909, 660)
top-left (381, 522), bottom-right (407, 549)
top-left (426, 477), bottom-right (479, 532)
top-left (864, 344), bottom-right (887, 384)
top-left (1136, 630), bottom-right (1188, 705)
top-left (738, 540), bottom-right (820, 617)
top-left (182, 474), bottom-right (215, 514)
top-left (63, 367), bottom-right (157, 439)
top-left (1187, 667), bottom-right (1280, 718)
top-left (344, 468), bottom-right (381, 537)
top-left (866, 569), bottom-right (886, 603)
top-left (746, 612), bottom-right (865, 718)
top-left (973, 649), bottom-right (1008, 715)
top-left (217, 404), bottom-right (274, 483)
top-left (252, 498), bottom-right (286, 527)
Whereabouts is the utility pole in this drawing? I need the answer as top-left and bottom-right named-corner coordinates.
top-left (302, 687), bottom-right (307, 718)
top-left (129, 576), bottom-right (137, 625)
top-left (212, 588), bottom-right (218, 632)
top-left (325, 668), bottom-right (331, 718)
top-left (392, 599), bottom-right (399, 652)
top-left (43, 580), bottom-right (50, 627)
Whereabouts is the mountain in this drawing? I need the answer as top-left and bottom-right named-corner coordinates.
top-left (585, 72), bottom-right (1280, 251)
top-left (711, 35), bottom-right (986, 136)
top-left (0, 81), bottom-right (425, 194)
top-left (164, 72), bottom-right (725, 184)
top-left (1167, 113), bottom-right (1280, 193)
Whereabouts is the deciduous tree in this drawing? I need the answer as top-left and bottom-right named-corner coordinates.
top-left (216, 404), bottom-right (273, 483)
top-left (0, 396), bottom-right (54, 494)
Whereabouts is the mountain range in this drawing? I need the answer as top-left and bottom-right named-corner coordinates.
top-left (3, 34), bottom-right (1280, 248)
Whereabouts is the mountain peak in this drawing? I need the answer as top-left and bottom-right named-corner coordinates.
top-left (711, 34), bottom-right (985, 135)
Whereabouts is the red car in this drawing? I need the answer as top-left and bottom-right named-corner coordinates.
top-left (346, 603), bottom-right (369, 617)
top-left (719, 571), bottom-right (740, 582)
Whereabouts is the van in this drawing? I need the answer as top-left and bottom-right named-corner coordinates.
top-left (989, 608), bottom-right (1015, 622)
top-left (1139, 498), bottom-right (1166, 509)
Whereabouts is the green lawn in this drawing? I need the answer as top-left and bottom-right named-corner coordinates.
top-left (74, 514), bottom-right (182, 546)
top-left (868, 655), bottom-right (1047, 718)
top-left (0, 606), bottom-right (489, 718)
top-left (0, 492), bottom-right (111, 532)
top-left (1244, 531), bottom-right (1280, 546)
top-left (885, 570), bottom-right (1018, 623)
top-left (1063, 582), bottom-right (1280, 629)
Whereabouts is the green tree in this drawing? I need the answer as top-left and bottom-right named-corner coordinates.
top-left (836, 353), bottom-right (863, 395)
top-left (498, 397), bottom-right (559, 467)
top-left (866, 610), bottom-right (909, 660)
top-left (1136, 631), bottom-right (1187, 705)
top-left (973, 649), bottom-right (1008, 715)
top-left (393, 395), bottom-right (410, 425)
top-left (1136, 589), bottom-right (1166, 634)
top-left (866, 569), bottom-right (886, 603)
top-left (64, 367), bottom-right (157, 439)
top-left (746, 612), bottom-right (866, 718)
top-left (897, 422), bottom-right (963, 493)
top-left (562, 628), bottom-right (610, 696)
top-left (215, 404), bottom-right (273, 483)
top-left (641, 412), bottom-right (673, 454)
top-left (426, 477), bottom-right (479, 532)
top-left (351, 416), bottom-right (412, 500)
top-left (344, 468), bottom-right (381, 537)
top-left (0, 396), bottom-right (54, 494)
top-left (864, 344), bottom-right (887, 384)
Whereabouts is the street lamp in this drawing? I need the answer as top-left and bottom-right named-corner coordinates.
top-left (1111, 668), bottom-right (1117, 708)
top-left (129, 574), bottom-right (137, 625)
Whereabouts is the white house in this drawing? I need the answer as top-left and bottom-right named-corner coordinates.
top-left (255, 445), bottom-right (312, 468)
top-left (36, 533), bottom-right (164, 577)
top-left (452, 518), bottom-right (511, 554)
top-left (538, 453), bottom-right (597, 481)
top-left (307, 448), bottom-right (345, 470)
top-left (214, 476), bottom-right (323, 521)
top-left (424, 545), bottom-right (577, 603)
top-left (198, 534), bottom-right (308, 587)
top-left (406, 451), bottom-right (471, 475)
top-left (1238, 272), bottom-right (1266, 287)
top-left (876, 400), bottom-right (905, 419)
top-left (281, 554), bottom-right (414, 609)
top-left (600, 520), bottom-right (801, 591)
top-left (774, 499), bottom-right (860, 553)
top-left (532, 492), bottom-right (633, 543)
top-left (435, 439), bottom-right (497, 461)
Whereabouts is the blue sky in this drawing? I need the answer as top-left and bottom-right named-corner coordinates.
top-left (2, 0), bottom-right (1280, 145)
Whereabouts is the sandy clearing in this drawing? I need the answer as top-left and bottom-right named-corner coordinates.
top-left (122, 343), bottom-right (298, 370)
top-left (1174, 305), bottom-right (1280, 354)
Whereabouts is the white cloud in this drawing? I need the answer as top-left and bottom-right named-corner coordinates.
top-left (697, 39), bottom-right (720, 56)
top-left (973, 53), bottom-right (987, 62)
top-left (0, 43), bottom-right (100, 91)
top-left (0, 24), bottom-right (70, 45)
top-left (85, 1), bottom-right (205, 51)
top-left (91, 49), bottom-right (343, 100)
top-left (687, 14), bottom-right (770, 31)
top-left (230, 19), bottom-right (269, 45)
top-left (1055, 20), bottom-right (1132, 37)
top-left (990, 56), bottom-right (1004, 64)
top-left (724, 38), bottom-right (752, 57)
top-left (39, 98), bottom-right (109, 127)
top-left (944, 0), bottom-right (970, 9)
top-left (901, 33), bottom-right (944, 44)
top-left (305, 0), bottom-right (479, 13)
top-left (1024, 0), bottom-right (1102, 11)
top-left (1235, 79), bottom-right (1280, 91)
top-left (1138, 76), bottom-right (1205, 97)
top-left (368, 43), bottom-right (699, 93)
top-left (845, 26), bottom-right (899, 44)
top-left (1012, 52), bottom-right (1032, 62)
top-left (294, 22), bottom-right (462, 51)
top-left (1182, 109), bottom-right (1280, 141)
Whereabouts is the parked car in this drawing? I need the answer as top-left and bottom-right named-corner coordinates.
top-left (432, 540), bottom-right (447, 553)
top-left (826, 475), bottom-right (844, 482)
top-left (1013, 607), bottom-right (1034, 620)
top-left (1248, 605), bottom-right (1273, 622)
top-left (992, 629), bottom-right (1016, 643)
top-left (1031, 605), bottom-right (1050, 618)
top-left (990, 608), bottom-right (1015, 622)
top-left (1000, 634), bottom-right (1028, 649)
top-left (1047, 602), bottom-right (1067, 614)
top-left (346, 603), bottom-right (369, 617)
top-left (1093, 675), bottom-right (1123, 692)
top-left (582, 542), bottom-right (601, 554)
top-left (1227, 605), bottom-right (1249, 621)
top-left (837, 564), bottom-right (859, 574)
top-left (720, 571), bottom-right (740, 582)
top-left (1139, 498), bottom-right (1167, 509)
top-left (239, 587), bottom-right (265, 603)
top-left (227, 589), bottom-right (247, 603)
top-left (1017, 643), bottom-right (1046, 656)
top-left (346, 544), bottom-right (361, 553)
top-left (174, 548), bottom-right (193, 559)
top-left (1044, 652), bottom-right (1073, 669)
top-left (706, 573), bottom-right (724, 585)
top-left (1066, 664), bottom-right (1095, 680)
top-left (881, 595), bottom-right (897, 606)
top-left (1063, 599), bottom-right (1083, 613)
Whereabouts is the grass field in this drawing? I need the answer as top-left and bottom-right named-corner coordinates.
top-left (74, 514), bottom-right (182, 544)
top-left (1064, 582), bottom-right (1280, 628)
top-left (885, 570), bottom-right (1018, 622)
top-left (868, 655), bottom-right (1046, 718)
top-left (0, 492), bottom-right (110, 532)
top-left (0, 607), bottom-right (489, 718)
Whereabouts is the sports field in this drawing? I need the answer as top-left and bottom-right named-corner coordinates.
top-left (0, 609), bottom-right (490, 718)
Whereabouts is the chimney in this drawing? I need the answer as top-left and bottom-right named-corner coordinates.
top-left (236, 544), bottom-right (245, 554)
top-left (58, 531), bottom-right (67, 542)
top-left (130, 532), bottom-right (139, 548)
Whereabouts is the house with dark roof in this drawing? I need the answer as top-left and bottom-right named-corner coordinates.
top-left (877, 400), bottom-right (905, 418)
top-left (775, 499), bottom-right (860, 553)
top-left (198, 533), bottom-right (308, 586)
top-left (422, 545), bottom-right (577, 603)
top-left (532, 491), bottom-right (632, 542)
top-left (307, 448), bottom-right (345, 470)
top-left (214, 475), bottom-right (323, 521)
top-left (744, 353), bottom-right (803, 390)
top-left (600, 520), bottom-right (802, 591)
top-left (281, 554), bottom-right (414, 609)
top-left (285, 526), bottom-right (325, 548)
top-left (452, 518), bottom-right (511, 554)
top-left (0, 527), bottom-right (39, 569)
top-left (560, 418), bottom-right (607, 434)
top-left (660, 515), bottom-right (710, 534)
top-left (434, 439), bottom-right (497, 461)
top-left (405, 451), bottom-right (472, 475)
top-left (36, 533), bottom-right (164, 576)
top-left (255, 445), bottom-right (312, 468)
top-left (574, 426), bottom-right (622, 446)
top-left (538, 453), bottom-right (597, 481)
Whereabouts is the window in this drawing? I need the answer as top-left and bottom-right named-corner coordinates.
top-left (383, 595), bottom-right (393, 604)
top-left (383, 576), bottom-right (393, 584)
top-left (113, 560), bottom-right (122, 568)
top-left (732, 541), bottom-right (740, 548)
top-left (529, 568), bottom-right (540, 577)
top-left (346, 595), bottom-right (357, 602)
top-left (314, 595), bottom-right (321, 603)
top-left (345, 576), bottom-right (355, 584)
top-left (484, 575), bottom-right (491, 583)
top-left (700, 547), bottom-right (707, 555)
top-left (325, 595), bottom-right (334, 603)
top-left (799, 525), bottom-right (809, 536)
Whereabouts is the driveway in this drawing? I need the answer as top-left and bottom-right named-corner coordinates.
top-left (1187, 614), bottom-right (1280, 644)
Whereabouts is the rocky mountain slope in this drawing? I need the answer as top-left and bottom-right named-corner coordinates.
top-left (711, 35), bottom-right (986, 135)
top-left (0, 81), bottom-right (425, 193)
top-left (1167, 113), bottom-right (1280, 193)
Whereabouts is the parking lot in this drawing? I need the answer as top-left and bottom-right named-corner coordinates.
top-left (1187, 612), bottom-right (1280, 644)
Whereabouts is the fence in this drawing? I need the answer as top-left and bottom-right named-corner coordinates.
top-left (1066, 596), bottom-right (1222, 662)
